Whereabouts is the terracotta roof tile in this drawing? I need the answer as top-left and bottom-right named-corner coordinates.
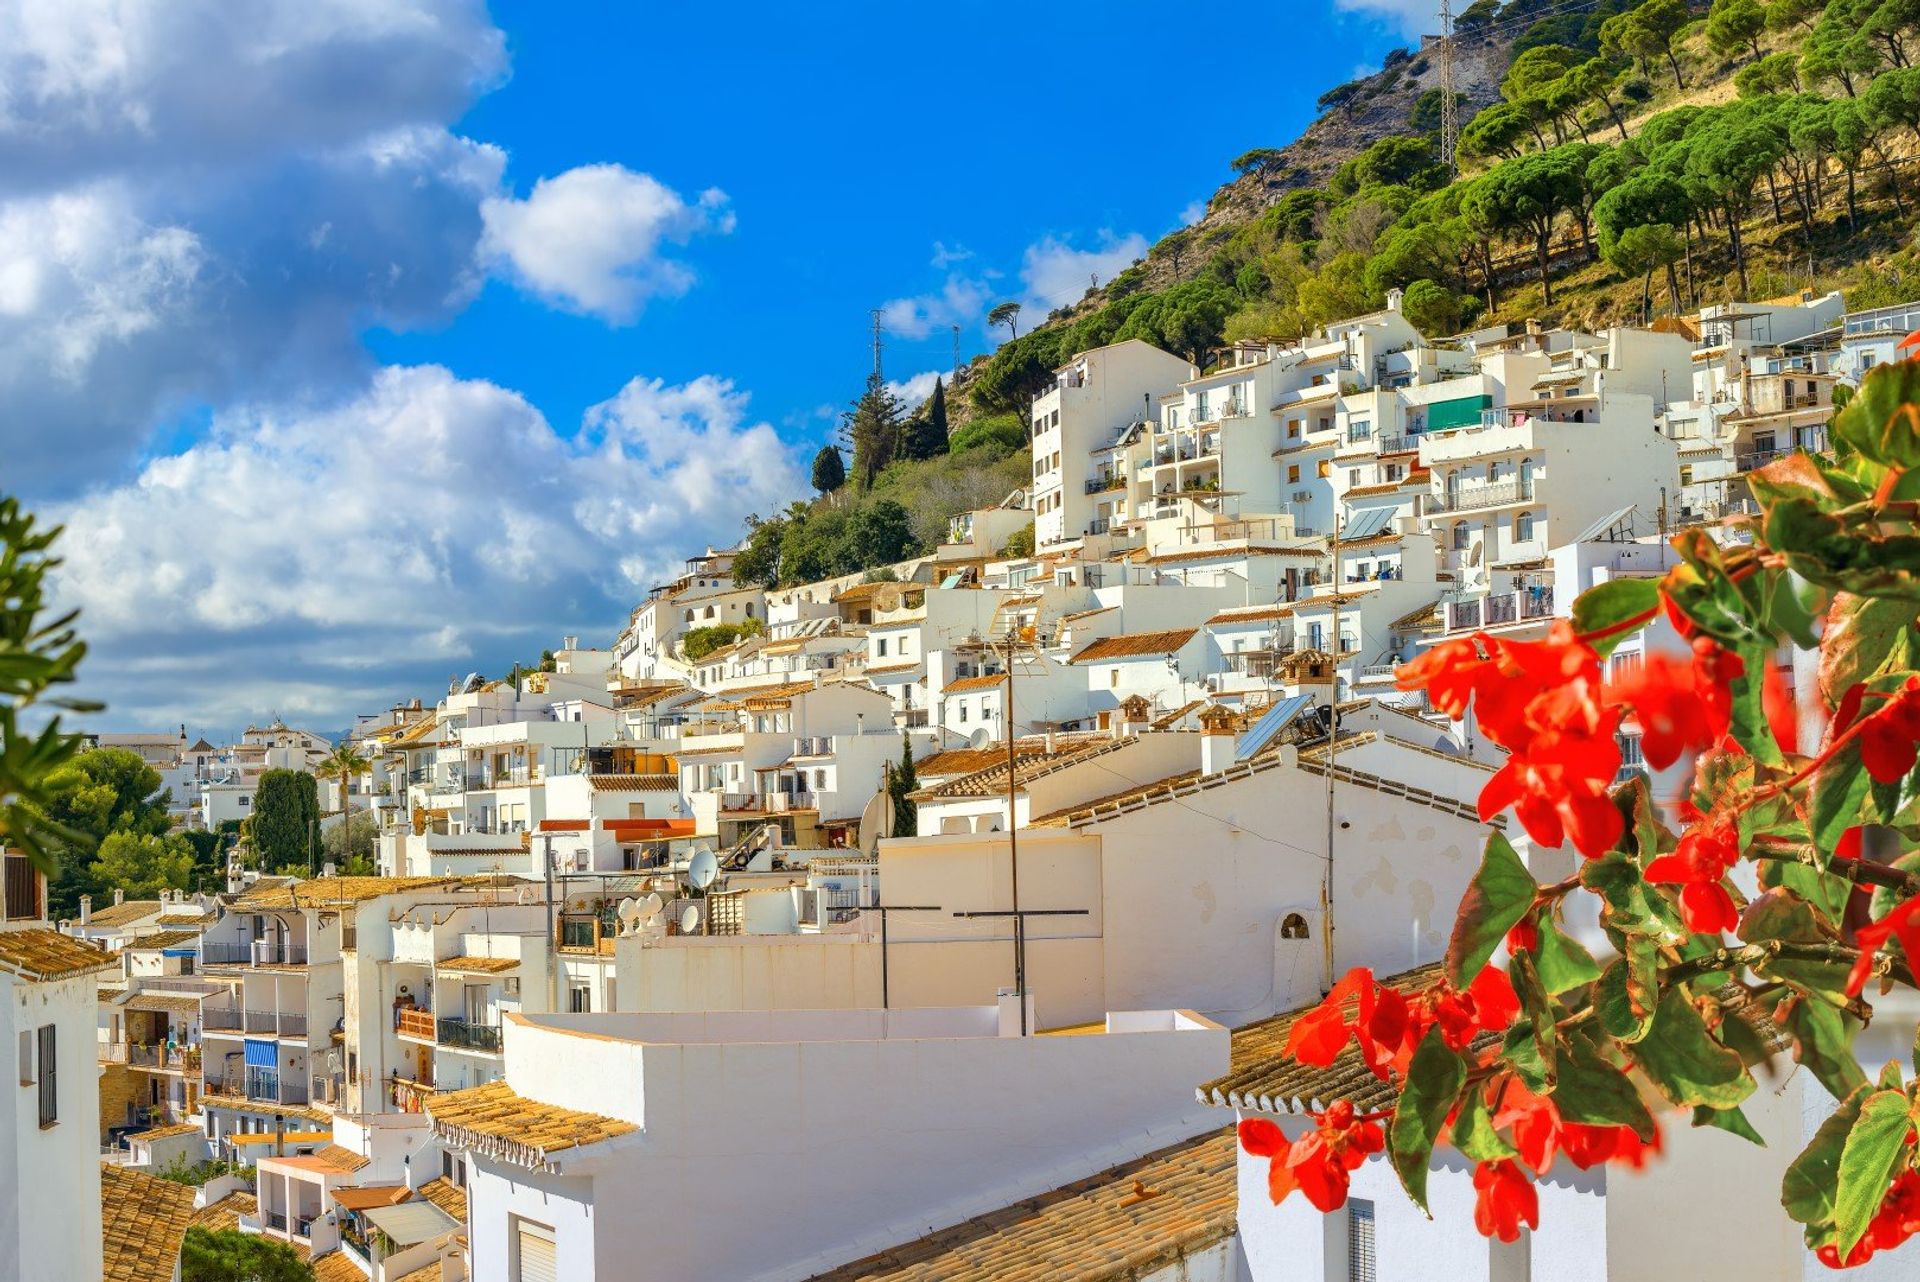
top-left (0, 929), bottom-right (116, 981)
top-left (1070, 628), bottom-right (1198, 664)
top-left (137, 1122), bottom-right (203, 1141)
top-left (808, 1128), bottom-right (1237, 1282)
top-left (126, 930), bottom-right (202, 950)
top-left (1146, 545), bottom-right (1321, 565)
top-left (153, 914), bottom-right (212, 928)
top-left (188, 1190), bottom-right (257, 1233)
top-left (311, 1252), bottom-right (369, 1282)
top-left (942, 672), bottom-right (1008, 694)
top-left (417, 1176), bottom-right (468, 1224)
top-left (914, 743), bottom-right (1053, 776)
top-left (427, 1080), bottom-right (635, 1171)
top-left (101, 1163), bottom-right (197, 1282)
top-left (585, 773), bottom-right (677, 793)
top-left (230, 876), bottom-right (504, 912)
top-left (84, 899), bottom-right (165, 928)
top-left (435, 955), bottom-right (519, 974)
top-left (913, 736), bottom-right (1127, 801)
top-left (331, 1184), bottom-right (411, 1210)
top-left (1206, 605), bottom-right (1292, 626)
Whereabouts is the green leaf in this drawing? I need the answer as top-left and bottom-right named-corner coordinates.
top-left (1785, 1086), bottom-right (1868, 1230)
top-left (1818, 593), bottom-right (1915, 707)
top-left (1553, 1044), bottom-right (1658, 1141)
top-left (1762, 569), bottom-right (1824, 652)
top-left (1693, 1103), bottom-right (1766, 1146)
top-left (1782, 999), bottom-right (1870, 1103)
top-left (1582, 850), bottom-right (1683, 941)
top-left (1740, 889), bottom-right (1853, 999)
top-left (1388, 1026), bottom-right (1467, 1214)
top-left (1627, 986), bottom-right (1756, 1110)
top-left (1533, 914), bottom-right (1601, 995)
top-left (1726, 644), bottom-right (1786, 767)
top-left (1450, 1086), bottom-right (1516, 1163)
top-left (1596, 957), bottom-right (1656, 1043)
top-left (1571, 577), bottom-right (1660, 658)
top-left (1835, 1090), bottom-right (1915, 1256)
top-left (1445, 832), bottom-right (1535, 989)
top-left (1504, 1019), bottom-right (1553, 1095)
top-left (1811, 739), bottom-right (1875, 861)
top-left (1830, 359), bottom-right (1920, 469)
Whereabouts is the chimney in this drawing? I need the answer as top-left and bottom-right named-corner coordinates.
top-left (321, 861), bottom-right (337, 878)
top-left (79, 895), bottom-right (92, 925)
top-left (1200, 705), bottom-right (1238, 776)
top-left (1386, 286), bottom-right (1405, 313)
top-left (1118, 695), bottom-right (1151, 739)
top-left (113, 888), bottom-right (125, 907)
top-left (563, 635), bottom-right (579, 651)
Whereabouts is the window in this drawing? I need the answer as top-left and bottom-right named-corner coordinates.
top-left (514, 1219), bottom-right (558, 1282)
top-left (956, 702), bottom-right (968, 723)
top-left (1452, 522), bottom-right (1469, 550)
top-left (568, 985), bottom-right (591, 1014)
top-left (1317, 459), bottom-right (1331, 478)
top-left (1288, 419), bottom-right (1303, 439)
top-left (1348, 1199), bottom-right (1377, 1282)
top-left (36, 1024), bottom-right (56, 1127)
top-left (1515, 510), bottom-right (1535, 542)
top-left (1110, 669), bottom-right (1121, 688)
top-left (1288, 465), bottom-right (1301, 483)
top-left (1348, 469), bottom-right (1361, 487)
top-left (1679, 464), bottom-right (1693, 487)
top-left (238, 796), bottom-right (250, 808)
top-left (1281, 913), bottom-right (1311, 939)
top-left (876, 638), bottom-right (888, 657)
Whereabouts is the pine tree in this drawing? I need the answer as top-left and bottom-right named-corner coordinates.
top-left (810, 444), bottom-right (846, 494)
top-left (887, 734), bottom-right (918, 837)
top-left (844, 372), bottom-right (903, 489)
top-left (903, 377), bottom-right (950, 460)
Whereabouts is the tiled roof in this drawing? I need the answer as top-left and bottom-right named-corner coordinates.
top-left (311, 1252), bottom-right (369, 1282)
top-left (126, 930), bottom-right (202, 950)
top-left (390, 717), bottom-right (448, 749)
top-left (807, 1128), bottom-right (1237, 1282)
top-left (1145, 545), bottom-right (1321, 565)
top-left (913, 736), bottom-right (1127, 801)
top-left (0, 928), bottom-right (116, 981)
top-left (331, 1184), bottom-right (411, 1210)
top-left (188, 1190), bottom-right (257, 1233)
top-left (1198, 965), bottom-right (1446, 1113)
top-left (1290, 586), bottom-right (1381, 610)
top-left (101, 1163), bottom-right (197, 1282)
top-left (153, 914), bottom-right (212, 928)
top-left (862, 661), bottom-right (921, 677)
top-left (1029, 766), bottom-right (1205, 827)
top-left (136, 1122), bottom-right (203, 1142)
top-left (435, 955), bottom-right (519, 974)
top-left (427, 1080), bottom-right (636, 1171)
top-left (417, 1176), bottom-right (468, 1224)
top-left (124, 994), bottom-right (206, 1015)
top-left (1057, 606), bottom-right (1115, 623)
top-left (1070, 629), bottom-right (1198, 664)
top-left (1390, 601), bottom-right (1442, 631)
top-left (230, 876), bottom-right (497, 911)
top-left (1206, 605), bottom-right (1291, 625)
top-left (585, 773), bottom-right (678, 792)
top-left (942, 672), bottom-right (1007, 694)
top-left (85, 899), bottom-right (164, 928)
top-left (914, 743), bottom-right (1053, 776)
top-left (271, 1144), bottom-right (369, 1174)
top-left (1335, 531), bottom-right (1405, 550)
top-left (391, 1262), bottom-right (444, 1282)
top-left (1152, 700), bottom-right (1205, 730)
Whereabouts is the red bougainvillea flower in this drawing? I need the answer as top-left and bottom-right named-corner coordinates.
top-left (1284, 968), bottom-right (1378, 1067)
top-left (1505, 914), bottom-right (1541, 956)
top-left (1396, 636), bottom-right (1490, 720)
top-left (1644, 814), bottom-right (1742, 936)
top-left (1846, 898), bottom-right (1920, 997)
top-left (1605, 637), bottom-right (1744, 771)
top-left (1817, 1170), bottom-right (1920, 1268)
top-left (1238, 1104), bottom-right (1384, 1211)
top-left (1285, 968), bottom-right (1523, 1081)
top-left (1860, 677), bottom-right (1920, 784)
top-left (1472, 1160), bottom-right (1540, 1242)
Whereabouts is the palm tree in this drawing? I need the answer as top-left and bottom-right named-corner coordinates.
top-left (317, 743), bottom-right (370, 828)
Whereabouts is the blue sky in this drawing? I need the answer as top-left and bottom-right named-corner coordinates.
top-left (2, 0), bottom-right (1423, 733)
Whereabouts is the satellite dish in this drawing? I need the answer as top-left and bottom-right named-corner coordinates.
top-left (637, 892), bottom-right (664, 923)
top-left (688, 849), bottom-right (719, 890)
top-left (1468, 541), bottom-right (1484, 567)
top-left (857, 788), bottom-right (894, 856)
top-left (617, 898), bottom-right (640, 924)
top-left (967, 726), bottom-right (992, 751)
top-left (679, 903), bottom-right (702, 933)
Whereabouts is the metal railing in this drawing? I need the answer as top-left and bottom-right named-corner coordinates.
top-left (1736, 446), bottom-right (1792, 471)
top-left (244, 1009), bottom-right (279, 1034)
top-left (1446, 588), bottom-right (1555, 633)
top-left (1429, 480), bottom-right (1533, 513)
top-left (202, 942), bottom-right (308, 966)
top-left (203, 1007), bottom-right (244, 1032)
top-left (436, 1018), bottom-right (503, 1054)
top-left (1085, 476), bottom-right (1124, 495)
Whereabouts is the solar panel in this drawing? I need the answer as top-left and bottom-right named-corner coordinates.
top-left (1572, 504), bottom-right (1637, 544)
top-left (1340, 507), bottom-right (1396, 541)
top-left (1237, 693), bottom-right (1315, 761)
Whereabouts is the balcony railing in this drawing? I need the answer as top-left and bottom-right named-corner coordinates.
top-left (395, 1007), bottom-right (436, 1041)
top-left (1085, 518), bottom-right (1111, 536)
top-left (265, 1211), bottom-right (288, 1233)
top-left (1736, 446), bottom-right (1792, 471)
top-left (127, 1044), bottom-right (201, 1071)
top-left (1446, 588), bottom-right (1555, 633)
top-left (719, 790), bottom-right (817, 814)
top-left (1085, 476), bottom-right (1125, 495)
top-left (203, 1008), bottom-right (245, 1032)
top-left (202, 942), bottom-right (308, 966)
top-left (244, 1009), bottom-right (279, 1034)
top-left (436, 1018), bottom-right (503, 1054)
top-left (1430, 479), bottom-right (1533, 513)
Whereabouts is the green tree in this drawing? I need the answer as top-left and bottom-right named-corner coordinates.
top-left (180, 1226), bottom-right (313, 1282)
top-left (1610, 223), bottom-right (1688, 318)
top-left (1866, 65), bottom-right (1920, 144)
top-left (810, 444), bottom-right (846, 494)
top-left (1463, 148), bottom-right (1586, 305)
top-left (1460, 103), bottom-right (1535, 161)
top-left (1000, 523), bottom-right (1036, 558)
top-left (316, 743), bottom-right (368, 826)
top-left (844, 372), bottom-right (904, 490)
top-left (1230, 148), bottom-right (1287, 181)
top-left (1707, 0), bottom-right (1770, 61)
top-left (247, 769), bottom-right (319, 875)
top-left (987, 301), bottom-right (1022, 340)
top-left (901, 378), bottom-right (951, 461)
top-left (1400, 279), bottom-right (1466, 336)
top-left (948, 413), bottom-right (1027, 455)
top-left (38, 747), bottom-right (172, 916)
top-left (322, 811), bottom-right (379, 870)
top-left (1684, 109), bottom-right (1787, 294)
top-left (0, 496), bottom-right (99, 883)
top-left (844, 498), bottom-right (917, 570)
top-left (91, 831), bottom-right (194, 900)
top-left (731, 511), bottom-right (793, 589)
top-left (1602, 0), bottom-right (1692, 89)
top-left (887, 735), bottom-right (918, 838)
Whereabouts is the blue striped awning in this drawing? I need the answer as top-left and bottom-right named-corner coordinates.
top-left (243, 1039), bottom-right (277, 1068)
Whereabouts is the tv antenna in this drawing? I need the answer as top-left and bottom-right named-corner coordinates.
top-left (870, 309), bottom-right (884, 378)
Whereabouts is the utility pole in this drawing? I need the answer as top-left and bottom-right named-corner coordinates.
top-left (871, 309), bottom-right (884, 379)
top-left (1439, 0), bottom-right (1459, 178)
top-left (952, 325), bottom-right (961, 381)
top-left (866, 904), bottom-right (940, 1009)
top-left (999, 621), bottom-right (1027, 1032)
top-left (1323, 504), bottom-right (1343, 993)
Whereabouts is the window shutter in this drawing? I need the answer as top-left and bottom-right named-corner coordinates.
top-left (515, 1221), bottom-right (557, 1282)
top-left (37, 1024), bottom-right (57, 1127)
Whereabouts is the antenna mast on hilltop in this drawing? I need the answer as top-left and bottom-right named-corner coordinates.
top-left (1439, 0), bottom-right (1459, 177)
top-left (870, 309), bottom-right (884, 378)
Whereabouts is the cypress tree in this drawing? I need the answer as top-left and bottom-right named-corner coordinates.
top-left (811, 444), bottom-right (846, 494)
top-left (888, 734), bottom-right (918, 837)
top-left (904, 377), bottom-right (950, 460)
top-left (845, 372), bottom-right (903, 489)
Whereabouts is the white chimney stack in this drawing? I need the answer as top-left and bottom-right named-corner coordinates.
top-left (1199, 706), bottom-right (1238, 776)
top-left (79, 895), bottom-right (92, 925)
top-left (113, 888), bottom-right (125, 907)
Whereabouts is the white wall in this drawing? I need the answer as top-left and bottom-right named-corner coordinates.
top-left (0, 968), bottom-right (103, 1282)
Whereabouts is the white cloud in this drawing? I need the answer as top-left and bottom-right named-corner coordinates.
top-left (480, 165), bottom-right (734, 322)
top-left (1177, 198), bottom-right (1210, 228)
top-left (929, 241), bottom-right (973, 269)
top-left (885, 370), bottom-right (943, 410)
top-left (1020, 230), bottom-right (1148, 314)
top-left (1331, 0), bottom-right (1432, 41)
top-left (878, 273), bottom-right (991, 341)
top-left (50, 365), bottom-right (804, 728)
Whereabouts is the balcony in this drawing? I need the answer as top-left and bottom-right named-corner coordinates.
top-left (1445, 588), bottom-right (1555, 633)
top-left (203, 1008), bottom-right (245, 1032)
top-left (1429, 479), bottom-right (1533, 513)
top-left (792, 736), bottom-right (832, 757)
top-left (1085, 518), bottom-right (1111, 536)
top-left (719, 790), bottom-right (817, 815)
top-left (1735, 446), bottom-right (1792, 471)
top-left (1085, 476), bottom-right (1125, 495)
top-left (202, 942), bottom-right (308, 967)
top-left (395, 1007), bottom-right (437, 1041)
top-left (127, 1044), bottom-right (201, 1072)
top-left (436, 1018), bottom-right (503, 1054)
